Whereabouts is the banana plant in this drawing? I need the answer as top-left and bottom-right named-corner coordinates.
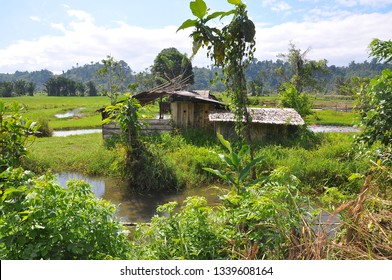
top-left (203, 133), bottom-right (263, 194)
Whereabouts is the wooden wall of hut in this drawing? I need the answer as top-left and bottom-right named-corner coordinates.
top-left (214, 122), bottom-right (299, 141)
top-left (102, 119), bottom-right (173, 139)
top-left (171, 101), bottom-right (215, 129)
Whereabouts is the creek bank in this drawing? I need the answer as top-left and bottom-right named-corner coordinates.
top-left (56, 172), bottom-right (226, 223)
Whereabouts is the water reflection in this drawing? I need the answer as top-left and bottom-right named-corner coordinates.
top-left (52, 129), bottom-right (101, 137)
top-left (54, 108), bottom-right (84, 118)
top-left (308, 125), bottom-right (360, 133)
top-left (56, 172), bottom-right (227, 223)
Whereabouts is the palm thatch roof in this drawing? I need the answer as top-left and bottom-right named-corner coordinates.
top-left (209, 108), bottom-right (305, 126)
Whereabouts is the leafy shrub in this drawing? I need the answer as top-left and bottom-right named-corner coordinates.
top-left (0, 168), bottom-right (131, 260)
top-left (36, 117), bottom-right (53, 137)
top-left (356, 69), bottom-right (392, 163)
top-left (0, 100), bottom-right (37, 171)
top-left (279, 83), bottom-right (313, 118)
top-left (130, 135), bottom-right (311, 259)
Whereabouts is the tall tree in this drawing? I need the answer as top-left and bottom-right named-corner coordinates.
top-left (0, 82), bottom-right (13, 97)
top-left (97, 55), bottom-right (125, 105)
top-left (86, 81), bottom-right (98, 96)
top-left (151, 48), bottom-right (194, 85)
top-left (277, 43), bottom-right (328, 117)
top-left (277, 42), bottom-right (328, 94)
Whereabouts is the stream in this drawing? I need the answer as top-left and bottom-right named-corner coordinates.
top-left (56, 172), bottom-right (340, 236)
top-left (56, 172), bottom-right (227, 223)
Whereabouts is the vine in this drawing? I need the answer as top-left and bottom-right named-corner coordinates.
top-left (178, 0), bottom-right (256, 141)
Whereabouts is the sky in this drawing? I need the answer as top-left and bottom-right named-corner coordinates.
top-left (0, 0), bottom-right (391, 74)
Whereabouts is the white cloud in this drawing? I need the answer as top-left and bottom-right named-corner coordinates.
top-left (0, 9), bottom-right (192, 73)
top-left (254, 11), bottom-right (392, 66)
top-left (0, 7), bottom-right (391, 74)
top-left (262, 0), bottom-right (292, 12)
top-left (335, 0), bottom-right (358, 7)
top-left (359, 0), bottom-right (392, 7)
top-left (335, 0), bottom-right (392, 7)
top-left (29, 16), bottom-right (41, 22)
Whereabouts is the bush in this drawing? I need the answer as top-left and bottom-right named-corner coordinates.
top-left (0, 168), bottom-right (131, 260)
top-left (0, 100), bottom-right (37, 171)
top-left (130, 135), bottom-right (311, 260)
top-left (279, 83), bottom-right (313, 118)
top-left (36, 117), bottom-right (53, 137)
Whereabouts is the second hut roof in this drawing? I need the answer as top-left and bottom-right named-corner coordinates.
top-left (209, 108), bottom-right (305, 126)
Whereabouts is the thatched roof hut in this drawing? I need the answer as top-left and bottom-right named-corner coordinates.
top-left (209, 108), bottom-right (305, 140)
top-left (209, 108), bottom-right (305, 125)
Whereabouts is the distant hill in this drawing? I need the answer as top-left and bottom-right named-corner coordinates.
top-left (0, 60), bottom-right (136, 92)
top-left (1, 58), bottom-right (391, 95)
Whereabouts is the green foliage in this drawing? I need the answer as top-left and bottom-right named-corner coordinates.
top-left (0, 100), bottom-right (37, 171)
top-left (36, 117), bottom-right (53, 137)
top-left (179, 0), bottom-right (256, 139)
top-left (279, 83), bottom-right (313, 118)
top-left (97, 55), bottom-right (126, 105)
top-left (104, 94), bottom-right (143, 146)
top-left (44, 76), bottom-right (85, 96)
top-left (86, 81), bottom-right (98, 96)
top-left (335, 76), bottom-right (369, 96)
top-left (151, 48), bottom-right (194, 85)
top-left (277, 42), bottom-right (329, 94)
top-left (356, 68), bottom-right (392, 149)
top-left (0, 168), bottom-right (131, 259)
top-left (369, 38), bottom-right (392, 63)
top-left (131, 136), bottom-right (310, 260)
top-left (204, 133), bottom-right (263, 193)
top-left (131, 196), bottom-right (226, 260)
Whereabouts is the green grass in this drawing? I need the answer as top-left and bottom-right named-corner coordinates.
top-left (307, 110), bottom-right (359, 126)
top-left (255, 133), bottom-right (368, 194)
top-left (2, 96), bottom-right (110, 130)
top-left (24, 133), bottom-right (121, 176)
top-left (25, 127), bottom-right (369, 194)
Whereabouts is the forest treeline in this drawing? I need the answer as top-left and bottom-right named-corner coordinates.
top-left (0, 58), bottom-right (391, 97)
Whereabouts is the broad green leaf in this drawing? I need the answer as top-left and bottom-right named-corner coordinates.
top-left (348, 173), bottom-right (363, 181)
top-left (205, 11), bottom-right (226, 22)
top-left (217, 133), bottom-right (232, 153)
top-left (177, 19), bottom-right (198, 32)
top-left (231, 152), bottom-right (240, 169)
top-left (239, 157), bottom-right (263, 182)
top-left (238, 144), bottom-right (250, 158)
top-left (192, 38), bottom-right (203, 54)
top-left (190, 0), bottom-right (207, 19)
top-left (225, 173), bottom-right (237, 186)
top-left (218, 153), bottom-right (234, 166)
top-left (228, 0), bottom-right (242, 5)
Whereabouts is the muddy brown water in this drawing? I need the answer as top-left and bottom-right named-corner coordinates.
top-left (56, 172), bottom-right (227, 223)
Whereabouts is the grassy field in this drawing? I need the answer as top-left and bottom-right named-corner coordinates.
top-left (24, 133), bottom-right (121, 176)
top-left (2, 96), bottom-right (110, 130)
top-left (2, 94), bottom-right (359, 130)
top-left (306, 109), bottom-right (359, 126)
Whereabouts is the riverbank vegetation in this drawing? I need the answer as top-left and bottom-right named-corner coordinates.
top-left (1, 0), bottom-right (391, 260)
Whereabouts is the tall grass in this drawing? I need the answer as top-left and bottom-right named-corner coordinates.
top-left (24, 133), bottom-right (120, 176)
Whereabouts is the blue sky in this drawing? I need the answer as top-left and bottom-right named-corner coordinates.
top-left (0, 0), bottom-right (391, 73)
